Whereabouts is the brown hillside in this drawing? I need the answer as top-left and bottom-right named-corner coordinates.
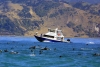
top-left (0, 0), bottom-right (100, 37)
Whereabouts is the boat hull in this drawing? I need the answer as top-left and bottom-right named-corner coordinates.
top-left (34, 35), bottom-right (64, 42)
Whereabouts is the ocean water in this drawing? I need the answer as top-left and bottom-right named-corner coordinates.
top-left (0, 36), bottom-right (100, 67)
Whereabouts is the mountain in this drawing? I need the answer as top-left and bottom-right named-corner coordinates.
top-left (0, 0), bottom-right (100, 37)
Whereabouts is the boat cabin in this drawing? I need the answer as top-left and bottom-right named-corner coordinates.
top-left (43, 28), bottom-right (64, 41)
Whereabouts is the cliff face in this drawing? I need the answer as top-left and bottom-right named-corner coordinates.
top-left (0, 0), bottom-right (100, 37)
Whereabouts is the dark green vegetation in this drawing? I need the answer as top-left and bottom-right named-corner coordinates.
top-left (72, 2), bottom-right (100, 16)
top-left (0, 15), bottom-right (23, 35)
top-left (65, 0), bottom-right (100, 4)
top-left (32, 1), bottom-right (60, 17)
top-left (18, 6), bottom-right (32, 18)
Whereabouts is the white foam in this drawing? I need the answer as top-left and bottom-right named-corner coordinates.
top-left (29, 54), bottom-right (35, 56)
top-left (87, 42), bottom-right (95, 44)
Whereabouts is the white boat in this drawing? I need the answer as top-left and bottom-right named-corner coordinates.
top-left (34, 28), bottom-right (71, 43)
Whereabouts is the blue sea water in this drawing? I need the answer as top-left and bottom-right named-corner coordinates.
top-left (0, 36), bottom-right (100, 67)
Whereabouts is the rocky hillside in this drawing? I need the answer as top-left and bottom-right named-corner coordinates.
top-left (0, 0), bottom-right (100, 37)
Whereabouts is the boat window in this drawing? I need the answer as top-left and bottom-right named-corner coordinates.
top-left (43, 35), bottom-right (54, 38)
top-left (57, 37), bottom-right (63, 41)
top-left (50, 29), bottom-right (55, 33)
top-left (57, 31), bottom-right (62, 36)
top-left (57, 31), bottom-right (62, 34)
